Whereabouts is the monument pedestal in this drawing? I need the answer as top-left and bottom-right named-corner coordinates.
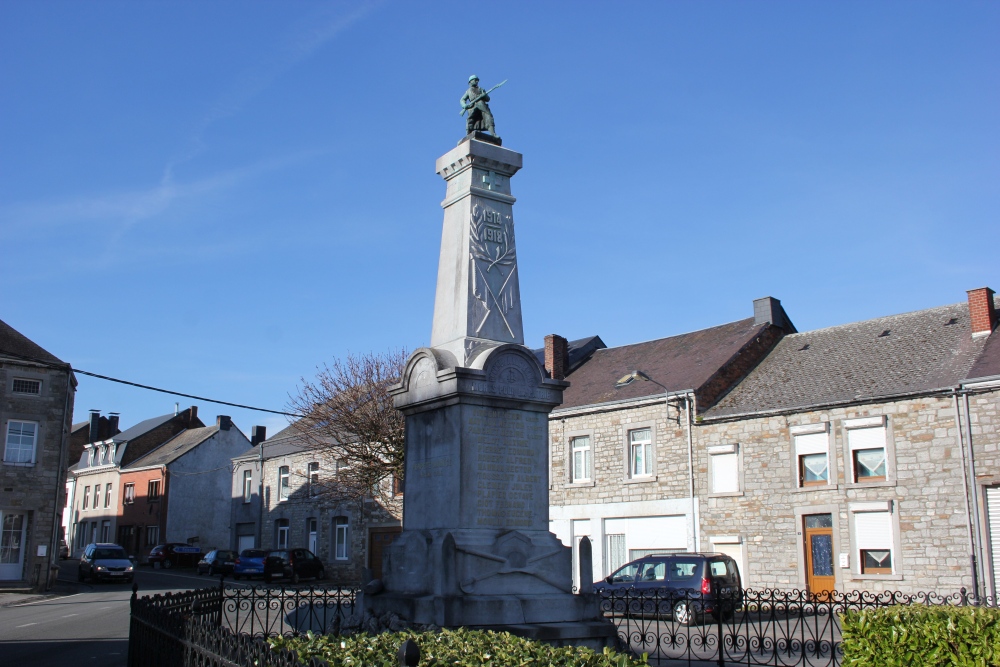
top-left (365, 138), bottom-right (614, 649)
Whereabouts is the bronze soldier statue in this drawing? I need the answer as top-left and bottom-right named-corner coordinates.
top-left (461, 75), bottom-right (504, 138)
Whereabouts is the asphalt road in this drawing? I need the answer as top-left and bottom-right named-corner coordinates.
top-left (0, 560), bottom-right (222, 667)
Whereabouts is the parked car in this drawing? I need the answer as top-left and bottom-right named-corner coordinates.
top-left (78, 543), bottom-right (135, 583)
top-left (148, 543), bottom-right (202, 569)
top-left (263, 548), bottom-right (326, 584)
top-left (232, 549), bottom-right (268, 580)
top-left (594, 553), bottom-right (743, 625)
top-left (59, 538), bottom-right (69, 560)
top-left (197, 549), bottom-right (238, 576)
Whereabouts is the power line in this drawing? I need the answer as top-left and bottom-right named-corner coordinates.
top-left (0, 348), bottom-right (303, 418)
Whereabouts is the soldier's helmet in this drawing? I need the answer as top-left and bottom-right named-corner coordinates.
top-left (468, 75), bottom-right (479, 83)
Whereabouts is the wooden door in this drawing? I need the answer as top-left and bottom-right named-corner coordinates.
top-left (804, 514), bottom-right (835, 597)
top-left (368, 527), bottom-right (401, 580)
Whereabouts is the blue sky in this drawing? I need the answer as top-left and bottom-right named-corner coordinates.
top-left (1, 1), bottom-right (997, 437)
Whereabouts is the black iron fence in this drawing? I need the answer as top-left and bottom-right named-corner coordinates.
top-left (600, 586), bottom-right (995, 666)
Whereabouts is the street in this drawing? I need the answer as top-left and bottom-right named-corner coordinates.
top-left (0, 560), bottom-right (222, 667)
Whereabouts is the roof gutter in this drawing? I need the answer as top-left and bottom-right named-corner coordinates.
top-left (552, 389), bottom-right (696, 419)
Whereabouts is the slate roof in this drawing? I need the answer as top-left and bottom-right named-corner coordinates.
top-left (124, 425), bottom-right (219, 469)
top-left (707, 301), bottom-right (992, 419)
top-left (233, 422), bottom-right (311, 462)
top-left (112, 413), bottom-right (176, 444)
top-left (557, 318), bottom-right (773, 410)
top-left (532, 336), bottom-right (607, 376)
top-left (0, 317), bottom-right (65, 365)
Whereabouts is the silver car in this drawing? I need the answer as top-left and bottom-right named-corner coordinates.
top-left (78, 543), bottom-right (135, 583)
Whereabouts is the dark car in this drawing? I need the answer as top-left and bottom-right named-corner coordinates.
top-left (263, 548), bottom-right (325, 584)
top-left (197, 549), bottom-right (238, 576)
top-left (148, 543), bottom-right (202, 569)
top-left (594, 553), bottom-right (743, 625)
top-left (78, 543), bottom-right (135, 583)
top-left (232, 549), bottom-right (268, 580)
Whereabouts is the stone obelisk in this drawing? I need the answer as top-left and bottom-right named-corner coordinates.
top-left (364, 134), bottom-right (614, 648)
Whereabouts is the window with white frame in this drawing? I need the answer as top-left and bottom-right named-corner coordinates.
top-left (4, 420), bottom-right (38, 464)
top-left (278, 466), bottom-right (290, 501)
top-left (308, 462), bottom-right (319, 496)
top-left (83, 486), bottom-right (90, 510)
top-left (629, 428), bottom-right (653, 478)
top-left (846, 417), bottom-right (888, 483)
top-left (276, 519), bottom-right (290, 548)
top-left (334, 516), bottom-right (349, 560)
top-left (101, 520), bottom-right (110, 543)
top-left (709, 444), bottom-right (740, 494)
top-left (243, 470), bottom-right (253, 503)
top-left (148, 479), bottom-right (161, 500)
top-left (792, 424), bottom-right (830, 487)
top-left (571, 436), bottom-right (592, 483)
top-left (853, 509), bottom-right (894, 574)
top-left (146, 525), bottom-right (159, 546)
top-left (124, 483), bottom-right (135, 505)
top-left (12, 378), bottom-right (41, 395)
top-left (104, 483), bottom-right (113, 508)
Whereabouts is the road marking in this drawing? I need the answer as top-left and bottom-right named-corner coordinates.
top-left (14, 592), bottom-right (83, 607)
top-left (16, 622), bottom-right (38, 628)
top-left (97, 606), bottom-right (112, 610)
top-left (62, 613), bottom-right (79, 618)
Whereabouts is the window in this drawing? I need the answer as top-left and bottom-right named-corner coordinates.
top-left (101, 520), bottom-right (110, 543)
top-left (334, 516), bottom-right (349, 560)
top-left (853, 509), bottom-right (894, 575)
top-left (571, 436), bottom-right (592, 483)
top-left (792, 424), bottom-right (830, 487)
top-left (846, 417), bottom-right (888, 483)
top-left (124, 483), bottom-right (135, 505)
top-left (709, 444), bottom-right (740, 494)
top-left (392, 475), bottom-right (404, 496)
top-left (148, 479), bottom-right (161, 501)
top-left (104, 483), bottom-right (113, 508)
top-left (606, 533), bottom-right (626, 575)
top-left (276, 519), bottom-right (290, 549)
top-left (278, 466), bottom-right (290, 501)
top-left (308, 462), bottom-right (319, 497)
top-left (307, 518), bottom-right (318, 554)
top-left (89, 448), bottom-right (96, 466)
top-left (243, 470), bottom-right (253, 503)
top-left (629, 428), bottom-right (653, 478)
top-left (146, 525), bottom-right (159, 546)
top-left (4, 420), bottom-right (37, 464)
top-left (83, 486), bottom-right (90, 510)
top-left (12, 378), bottom-right (41, 395)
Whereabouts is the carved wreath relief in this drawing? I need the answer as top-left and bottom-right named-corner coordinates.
top-left (469, 201), bottom-right (518, 339)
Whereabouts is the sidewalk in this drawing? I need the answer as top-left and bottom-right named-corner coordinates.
top-left (0, 559), bottom-right (84, 607)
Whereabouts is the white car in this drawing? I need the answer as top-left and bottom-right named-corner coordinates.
top-left (78, 543), bottom-right (135, 583)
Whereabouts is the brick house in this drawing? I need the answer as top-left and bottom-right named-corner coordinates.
top-left (546, 288), bottom-right (1000, 596)
top-left (0, 318), bottom-right (76, 589)
top-left (119, 415), bottom-right (252, 561)
top-left (68, 406), bottom-right (203, 557)
top-left (231, 424), bottom-right (400, 585)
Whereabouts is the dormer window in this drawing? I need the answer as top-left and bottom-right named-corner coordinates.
top-left (88, 448), bottom-right (96, 466)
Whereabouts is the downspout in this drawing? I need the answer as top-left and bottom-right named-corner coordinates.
top-left (49, 364), bottom-right (74, 589)
top-left (686, 393), bottom-right (698, 552)
top-left (258, 444), bottom-right (264, 548)
top-left (954, 391), bottom-right (980, 598)
top-left (964, 391), bottom-right (986, 597)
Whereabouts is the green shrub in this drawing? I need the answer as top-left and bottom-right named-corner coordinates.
top-left (268, 627), bottom-right (646, 667)
top-left (841, 605), bottom-right (1000, 666)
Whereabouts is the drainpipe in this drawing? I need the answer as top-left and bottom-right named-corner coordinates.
top-left (49, 364), bottom-right (74, 590)
top-left (963, 392), bottom-right (985, 597)
top-left (954, 391), bottom-right (980, 598)
top-left (686, 393), bottom-right (698, 552)
top-left (258, 444), bottom-right (264, 549)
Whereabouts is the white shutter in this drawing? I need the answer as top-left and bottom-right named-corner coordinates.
top-left (854, 511), bottom-right (892, 551)
top-left (712, 452), bottom-right (739, 493)
top-left (848, 426), bottom-right (886, 451)
top-left (986, 487), bottom-right (1000, 596)
top-left (794, 431), bottom-right (828, 455)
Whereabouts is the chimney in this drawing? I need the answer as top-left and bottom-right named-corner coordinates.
top-left (544, 334), bottom-right (569, 380)
top-left (108, 413), bottom-right (120, 437)
top-left (251, 425), bottom-right (267, 447)
top-left (186, 405), bottom-right (198, 425)
top-left (968, 287), bottom-right (997, 337)
top-left (754, 296), bottom-right (796, 332)
top-left (216, 415), bottom-right (232, 431)
top-left (89, 410), bottom-right (100, 443)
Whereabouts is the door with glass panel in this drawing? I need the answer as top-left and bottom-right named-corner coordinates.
top-left (0, 512), bottom-right (27, 580)
top-left (804, 513), bottom-right (835, 597)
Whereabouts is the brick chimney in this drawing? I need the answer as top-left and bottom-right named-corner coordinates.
top-left (968, 287), bottom-right (997, 337)
top-left (251, 425), bottom-right (267, 447)
top-left (108, 413), bottom-right (120, 436)
top-left (544, 334), bottom-right (569, 380)
top-left (217, 415), bottom-right (232, 431)
top-left (89, 410), bottom-right (101, 443)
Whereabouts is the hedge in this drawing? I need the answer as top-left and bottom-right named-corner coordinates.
top-left (269, 628), bottom-right (646, 667)
top-left (841, 605), bottom-right (1000, 666)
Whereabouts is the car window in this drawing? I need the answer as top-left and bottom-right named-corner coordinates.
top-left (610, 562), bottom-right (640, 583)
top-left (242, 549), bottom-right (267, 558)
top-left (94, 548), bottom-right (128, 559)
top-left (638, 561), bottom-right (667, 582)
top-left (667, 559), bottom-right (701, 581)
top-left (219, 551), bottom-right (235, 559)
top-left (710, 561), bottom-right (728, 577)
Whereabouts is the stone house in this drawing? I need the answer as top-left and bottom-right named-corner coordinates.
top-left (67, 406), bottom-right (203, 557)
top-left (118, 415), bottom-right (252, 560)
top-left (0, 318), bottom-right (76, 590)
top-left (231, 424), bottom-right (400, 585)
top-left (546, 288), bottom-right (999, 596)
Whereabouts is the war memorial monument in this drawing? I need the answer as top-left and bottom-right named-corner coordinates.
top-left (361, 78), bottom-right (615, 648)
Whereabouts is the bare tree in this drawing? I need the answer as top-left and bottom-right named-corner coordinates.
top-left (288, 349), bottom-right (407, 508)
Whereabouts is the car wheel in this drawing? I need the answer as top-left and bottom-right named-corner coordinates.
top-left (208, 565), bottom-right (216, 576)
top-left (77, 569), bottom-right (84, 583)
top-left (163, 559), bottom-right (172, 569)
top-left (316, 568), bottom-right (325, 581)
top-left (673, 600), bottom-right (696, 626)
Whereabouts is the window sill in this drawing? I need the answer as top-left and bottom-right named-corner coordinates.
top-left (563, 481), bottom-right (595, 489)
top-left (624, 476), bottom-right (658, 485)
top-left (709, 491), bottom-right (744, 498)
top-left (2, 461), bottom-right (36, 467)
top-left (790, 484), bottom-right (838, 494)
top-left (845, 480), bottom-right (896, 489)
top-left (850, 573), bottom-right (903, 581)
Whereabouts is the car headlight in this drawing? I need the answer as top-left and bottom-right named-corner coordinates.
top-left (96, 566), bottom-right (106, 571)
top-left (126, 565), bottom-right (134, 571)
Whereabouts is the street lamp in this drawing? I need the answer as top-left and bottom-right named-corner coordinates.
top-left (614, 370), bottom-right (699, 553)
